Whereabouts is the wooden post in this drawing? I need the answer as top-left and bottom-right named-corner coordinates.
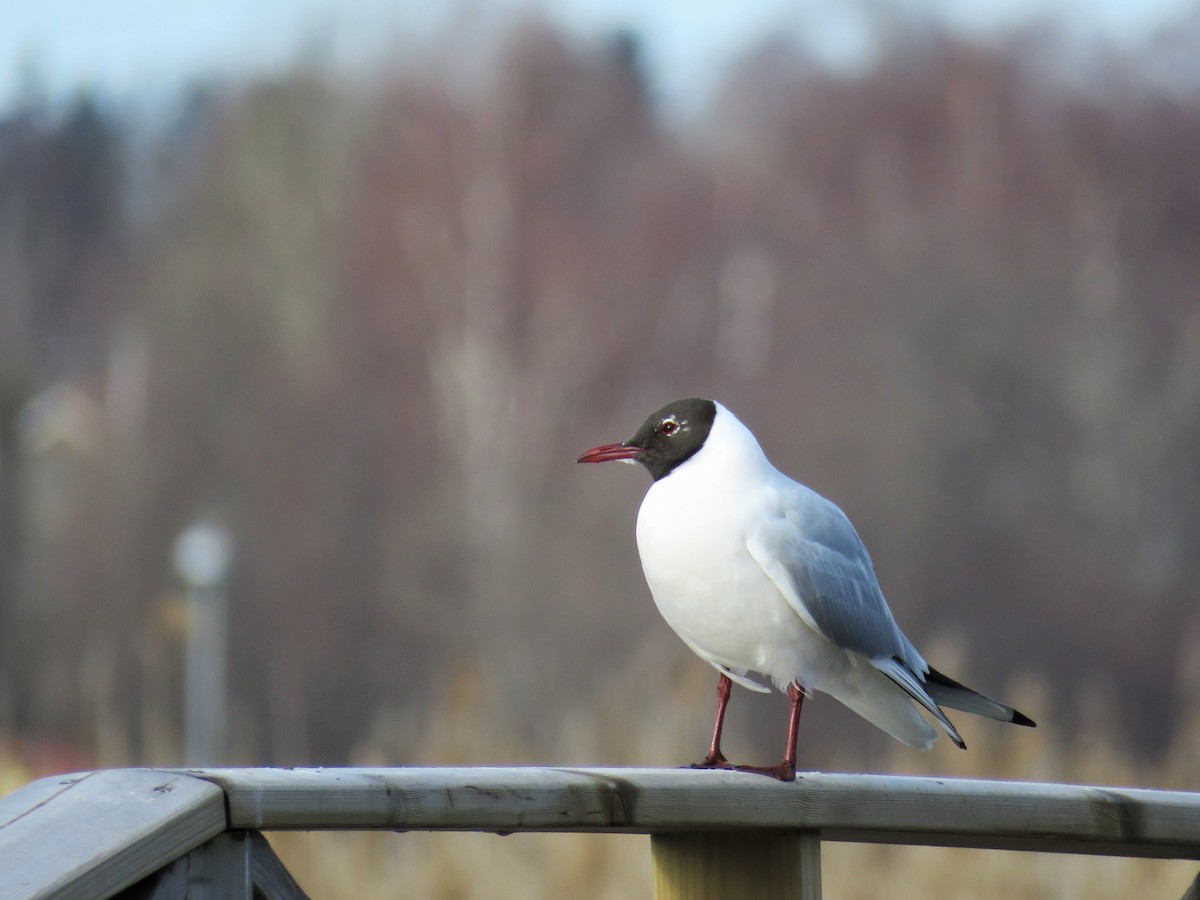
top-left (118, 831), bottom-right (309, 900)
top-left (651, 830), bottom-right (821, 900)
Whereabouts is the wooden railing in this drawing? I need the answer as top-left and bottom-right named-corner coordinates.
top-left (2, 767), bottom-right (1199, 898)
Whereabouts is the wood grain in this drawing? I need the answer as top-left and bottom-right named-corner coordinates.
top-left (171, 767), bottom-right (1200, 858)
top-left (0, 770), bottom-right (226, 900)
top-left (2, 766), bottom-right (1197, 899)
top-left (652, 831), bottom-right (821, 900)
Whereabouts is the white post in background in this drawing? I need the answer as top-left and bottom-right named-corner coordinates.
top-left (173, 519), bottom-right (234, 766)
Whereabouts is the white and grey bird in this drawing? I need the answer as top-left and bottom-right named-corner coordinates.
top-left (578, 398), bottom-right (1034, 780)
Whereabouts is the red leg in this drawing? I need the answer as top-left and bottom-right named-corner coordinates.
top-left (690, 673), bottom-right (733, 769)
top-left (735, 681), bottom-right (805, 782)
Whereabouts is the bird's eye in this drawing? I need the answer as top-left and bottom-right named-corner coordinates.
top-left (660, 418), bottom-right (680, 436)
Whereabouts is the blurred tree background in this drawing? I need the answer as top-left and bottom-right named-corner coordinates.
top-left (2, 6), bottom-right (1200, 801)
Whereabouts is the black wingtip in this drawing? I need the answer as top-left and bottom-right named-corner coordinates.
top-left (926, 665), bottom-right (1037, 729)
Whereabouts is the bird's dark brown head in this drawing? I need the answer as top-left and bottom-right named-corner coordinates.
top-left (577, 398), bottom-right (717, 481)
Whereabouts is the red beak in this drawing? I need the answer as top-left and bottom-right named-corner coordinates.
top-left (577, 442), bottom-right (641, 464)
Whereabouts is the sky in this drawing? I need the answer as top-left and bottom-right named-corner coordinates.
top-left (1, 0), bottom-right (1194, 114)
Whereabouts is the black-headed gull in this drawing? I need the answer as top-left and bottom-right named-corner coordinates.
top-left (578, 397), bottom-right (1034, 780)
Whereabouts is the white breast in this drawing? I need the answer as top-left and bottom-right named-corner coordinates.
top-left (634, 405), bottom-right (843, 692)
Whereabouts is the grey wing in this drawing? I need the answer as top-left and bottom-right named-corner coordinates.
top-left (746, 487), bottom-right (927, 674)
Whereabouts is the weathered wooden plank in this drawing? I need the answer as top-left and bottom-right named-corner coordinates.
top-left (0, 770), bottom-right (226, 900)
top-left (180, 766), bottom-right (617, 831)
top-left (652, 831), bottom-right (821, 900)
top-left (176, 767), bottom-right (1200, 859)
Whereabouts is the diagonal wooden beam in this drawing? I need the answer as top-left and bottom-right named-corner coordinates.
top-left (0, 770), bottom-right (226, 900)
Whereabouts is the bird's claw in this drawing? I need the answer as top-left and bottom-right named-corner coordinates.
top-left (689, 753), bottom-right (733, 770)
top-left (733, 762), bottom-right (796, 782)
